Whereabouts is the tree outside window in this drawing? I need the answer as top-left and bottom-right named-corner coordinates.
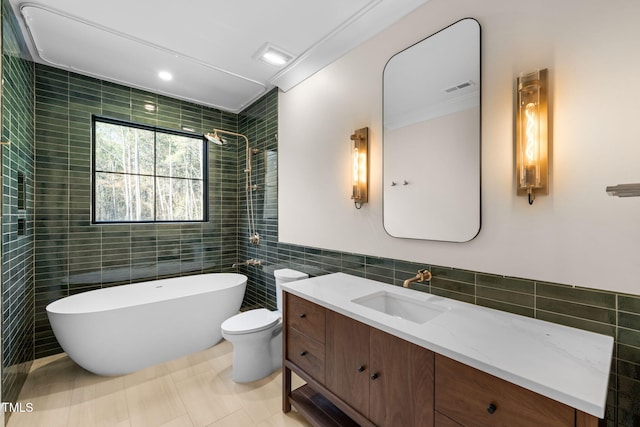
top-left (92, 117), bottom-right (207, 223)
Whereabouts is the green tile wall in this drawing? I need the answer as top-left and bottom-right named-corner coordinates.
top-left (1, 0), bottom-right (35, 408)
top-left (236, 89), bottom-right (639, 427)
top-left (33, 64), bottom-right (241, 358)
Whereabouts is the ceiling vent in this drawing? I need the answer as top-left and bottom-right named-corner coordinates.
top-left (443, 80), bottom-right (475, 93)
top-left (253, 43), bottom-right (294, 67)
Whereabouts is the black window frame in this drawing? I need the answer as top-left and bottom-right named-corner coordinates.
top-left (91, 115), bottom-right (209, 224)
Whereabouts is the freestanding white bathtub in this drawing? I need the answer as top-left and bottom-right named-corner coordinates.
top-left (46, 273), bottom-right (247, 376)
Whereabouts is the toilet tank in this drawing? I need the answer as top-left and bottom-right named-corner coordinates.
top-left (274, 268), bottom-right (309, 312)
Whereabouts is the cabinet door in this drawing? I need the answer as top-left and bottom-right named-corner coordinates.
top-left (326, 310), bottom-right (371, 417)
top-left (435, 354), bottom-right (575, 427)
top-left (370, 329), bottom-right (435, 427)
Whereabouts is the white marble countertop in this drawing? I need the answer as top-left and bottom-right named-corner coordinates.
top-left (281, 272), bottom-right (613, 418)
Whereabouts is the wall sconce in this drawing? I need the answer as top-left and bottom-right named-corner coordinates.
top-left (516, 69), bottom-right (549, 205)
top-left (351, 127), bottom-right (369, 209)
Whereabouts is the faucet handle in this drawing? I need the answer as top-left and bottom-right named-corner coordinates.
top-left (418, 269), bottom-right (432, 281)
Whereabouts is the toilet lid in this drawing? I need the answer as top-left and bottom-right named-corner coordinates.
top-left (221, 309), bottom-right (281, 335)
top-left (274, 268), bottom-right (308, 281)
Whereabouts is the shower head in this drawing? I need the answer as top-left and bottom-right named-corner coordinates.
top-left (205, 131), bottom-right (226, 145)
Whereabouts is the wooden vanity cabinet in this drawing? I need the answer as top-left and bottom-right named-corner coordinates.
top-left (283, 291), bottom-right (603, 427)
top-left (284, 294), bottom-right (435, 427)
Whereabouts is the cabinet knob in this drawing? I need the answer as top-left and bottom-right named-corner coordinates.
top-left (357, 365), bottom-right (365, 373)
top-left (370, 372), bottom-right (379, 380)
top-left (487, 403), bottom-right (497, 415)
top-left (300, 351), bottom-right (307, 356)
top-left (299, 313), bottom-right (306, 318)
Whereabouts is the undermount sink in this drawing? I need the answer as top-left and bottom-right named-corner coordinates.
top-left (351, 290), bottom-right (447, 324)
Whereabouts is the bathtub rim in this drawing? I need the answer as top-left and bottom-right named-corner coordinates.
top-left (46, 272), bottom-right (247, 315)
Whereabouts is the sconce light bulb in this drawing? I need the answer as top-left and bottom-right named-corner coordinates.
top-left (524, 102), bottom-right (538, 165)
top-left (353, 147), bottom-right (360, 183)
top-left (359, 151), bottom-right (367, 184)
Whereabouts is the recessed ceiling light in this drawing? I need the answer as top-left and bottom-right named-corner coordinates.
top-left (158, 71), bottom-right (173, 81)
top-left (253, 43), bottom-right (294, 67)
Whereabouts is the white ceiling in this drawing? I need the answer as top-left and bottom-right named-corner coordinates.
top-left (9, 0), bottom-right (430, 113)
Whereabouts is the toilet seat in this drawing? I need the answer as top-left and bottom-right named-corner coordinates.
top-left (221, 309), bottom-right (281, 335)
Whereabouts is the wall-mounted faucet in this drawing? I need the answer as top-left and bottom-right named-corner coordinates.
top-left (403, 269), bottom-right (432, 288)
top-left (232, 259), bottom-right (263, 268)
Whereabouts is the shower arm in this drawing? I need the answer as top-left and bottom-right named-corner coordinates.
top-left (210, 129), bottom-right (251, 172)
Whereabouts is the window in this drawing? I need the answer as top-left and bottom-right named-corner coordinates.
top-left (92, 116), bottom-right (207, 223)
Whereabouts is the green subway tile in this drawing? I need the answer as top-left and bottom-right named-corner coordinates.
top-left (619, 360), bottom-right (640, 382)
top-left (620, 312), bottom-right (640, 332)
top-left (431, 277), bottom-right (475, 296)
top-left (365, 255), bottom-right (395, 270)
top-left (620, 295), bottom-right (640, 314)
top-left (476, 286), bottom-right (534, 308)
top-left (476, 273), bottom-right (534, 294)
top-left (537, 281), bottom-right (616, 309)
top-left (618, 328), bottom-right (640, 347)
top-left (101, 108), bottom-right (132, 121)
top-left (3, 47), bottom-right (36, 403)
top-left (102, 81), bottom-right (130, 98)
top-left (619, 343), bottom-right (640, 365)
top-left (617, 376), bottom-right (640, 417)
top-left (537, 296), bottom-right (616, 324)
top-left (431, 266), bottom-right (475, 283)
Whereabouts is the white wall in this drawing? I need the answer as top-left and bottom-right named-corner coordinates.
top-left (279, 0), bottom-right (640, 295)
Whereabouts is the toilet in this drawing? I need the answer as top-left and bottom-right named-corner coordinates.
top-left (221, 268), bottom-right (308, 383)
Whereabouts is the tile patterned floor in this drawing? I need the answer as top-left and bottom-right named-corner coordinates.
top-left (6, 340), bottom-right (311, 427)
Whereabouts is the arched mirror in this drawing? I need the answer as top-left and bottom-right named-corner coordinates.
top-left (383, 18), bottom-right (481, 242)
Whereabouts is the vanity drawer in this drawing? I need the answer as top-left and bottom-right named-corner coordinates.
top-left (435, 354), bottom-right (575, 427)
top-left (286, 293), bottom-right (325, 343)
top-left (287, 328), bottom-right (325, 383)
